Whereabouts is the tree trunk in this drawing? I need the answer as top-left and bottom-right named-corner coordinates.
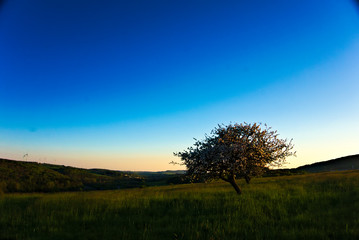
top-left (245, 175), bottom-right (251, 184)
top-left (229, 177), bottom-right (242, 195)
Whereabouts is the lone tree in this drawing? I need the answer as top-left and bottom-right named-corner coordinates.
top-left (174, 123), bottom-right (295, 194)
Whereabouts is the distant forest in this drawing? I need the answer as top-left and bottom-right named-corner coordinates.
top-left (0, 159), bottom-right (145, 193)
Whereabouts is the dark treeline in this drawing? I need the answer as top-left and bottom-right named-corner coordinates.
top-left (0, 159), bottom-right (144, 193)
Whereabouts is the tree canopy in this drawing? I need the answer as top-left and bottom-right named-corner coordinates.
top-left (174, 123), bottom-right (295, 194)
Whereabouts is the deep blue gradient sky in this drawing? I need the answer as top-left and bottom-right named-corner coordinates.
top-left (1, 0), bottom-right (359, 170)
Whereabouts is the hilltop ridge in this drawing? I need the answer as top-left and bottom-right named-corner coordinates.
top-left (296, 154), bottom-right (359, 172)
top-left (0, 158), bottom-right (143, 193)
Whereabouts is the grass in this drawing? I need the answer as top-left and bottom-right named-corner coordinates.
top-left (0, 171), bottom-right (358, 239)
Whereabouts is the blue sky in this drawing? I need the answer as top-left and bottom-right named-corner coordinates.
top-left (0, 0), bottom-right (358, 170)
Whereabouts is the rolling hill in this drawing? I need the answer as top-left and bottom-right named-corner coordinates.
top-left (296, 154), bottom-right (359, 172)
top-left (0, 158), bottom-right (144, 193)
top-left (1, 153), bottom-right (358, 193)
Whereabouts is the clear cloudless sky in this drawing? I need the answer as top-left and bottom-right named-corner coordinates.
top-left (0, 0), bottom-right (358, 170)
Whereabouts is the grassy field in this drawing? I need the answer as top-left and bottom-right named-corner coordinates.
top-left (0, 171), bottom-right (358, 240)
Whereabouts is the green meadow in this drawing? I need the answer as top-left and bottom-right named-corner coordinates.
top-left (1, 171), bottom-right (358, 240)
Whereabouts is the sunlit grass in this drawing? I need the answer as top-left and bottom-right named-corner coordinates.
top-left (1, 171), bottom-right (358, 239)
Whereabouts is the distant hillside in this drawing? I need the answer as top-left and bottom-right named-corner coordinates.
top-left (0, 158), bottom-right (144, 193)
top-left (2, 154), bottom-right (358, 193)
top-left (134, 170), bottom-right (187, 186)
top-left (134, 170), bottom-right (186, 177)
top-left (296, 154), bottom-right (359, 173)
